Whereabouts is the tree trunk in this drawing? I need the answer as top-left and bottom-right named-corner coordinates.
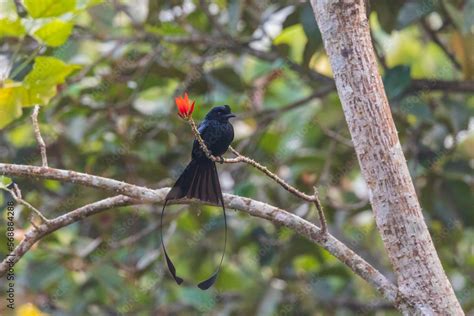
top-left (309, 0), bottom-right (463, 314)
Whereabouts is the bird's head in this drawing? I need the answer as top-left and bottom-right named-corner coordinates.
top-left (205, 105), bottom-right (236, 122)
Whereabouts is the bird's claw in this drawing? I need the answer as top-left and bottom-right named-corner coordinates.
top-left (218, 156), bottom-right (224, 164)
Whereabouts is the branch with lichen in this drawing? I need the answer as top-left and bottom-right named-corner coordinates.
top-left (0, 163), bottom-right (422, 312)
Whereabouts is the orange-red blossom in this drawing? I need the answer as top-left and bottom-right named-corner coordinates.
top-left (175, 93), bottom-right (195, 119)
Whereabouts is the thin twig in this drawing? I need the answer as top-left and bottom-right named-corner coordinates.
top-left (31, 105), bottom-right (48, 168)
top-left (313, 187), bottom-right (327, 233)
top-left (187, 118), bottom-right (329, 231)
top-left (187, 118), bottom-right (220, 161)
top-left (408, 79), bottom-right (474, 93)
top-left (188, 117), bottom-right (315, 201)
top-left (4, 183), bottom-right (50, 223)
top-left (228, 145), bottom-right (316, 202)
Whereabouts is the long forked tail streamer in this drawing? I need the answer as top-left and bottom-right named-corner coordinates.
top-left (160, 200), bottom-right (183, 285)
top-left (160, 162), bottom-right (227, 290)
top-left (197, 162), bottom-right (227, 290)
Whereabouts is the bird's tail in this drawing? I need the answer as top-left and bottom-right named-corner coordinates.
top-left (160, 158), bottom-right (227, 290)
top-left (166, 159), bottom-right (222, 204)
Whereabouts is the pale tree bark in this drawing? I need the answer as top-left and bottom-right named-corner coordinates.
top-left (309, 0), bottom-right (463, 315)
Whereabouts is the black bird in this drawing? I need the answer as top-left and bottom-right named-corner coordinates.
top-left (161, 105), bottom-right (235, 290)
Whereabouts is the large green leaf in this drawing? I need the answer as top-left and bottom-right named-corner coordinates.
top-left (274, 24), bottom-right (307, 63)
top-left (0, 57), bottom-right (79, 128)
top-left (0, 18), bottom-right (26, 37)
top-left (23, 0), bottom-right (76, 18)
top-left (17, 57), bottom-right (80, 107)
top-left (14, 82), bottom-right (58, 107)
top-left (33, 19), bottom-right (74, 47)
top-left (24, 56), bottom-right (80, 88)
top-left (0, 83), bottom-right (24, 128)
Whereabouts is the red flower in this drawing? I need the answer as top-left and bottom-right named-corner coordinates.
top-left (175, 93), bottom-right (195, 119)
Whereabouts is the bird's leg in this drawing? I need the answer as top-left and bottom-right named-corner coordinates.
top-left (218, 156), bottom-right (225, 164)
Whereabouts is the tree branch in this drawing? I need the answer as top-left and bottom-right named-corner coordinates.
top-left (408, 79), bottom-right (474, 93)
top-left (0, 195), bottom-right (134, 276)
top-left (0, 162), bottom-right (404, 309)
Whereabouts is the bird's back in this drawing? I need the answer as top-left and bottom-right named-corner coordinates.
top-left (192, 119), bottom-right (234, 160)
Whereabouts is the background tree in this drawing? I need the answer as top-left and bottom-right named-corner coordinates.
top-left (0, 0), bottom-right (473, 315)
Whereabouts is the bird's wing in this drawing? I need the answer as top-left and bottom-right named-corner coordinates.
top-left (192, 120), bottom-right (211, 158)
top-left (197, 120), bottom-right (209, 134)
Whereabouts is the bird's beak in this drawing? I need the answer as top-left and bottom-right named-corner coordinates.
top-left (224, 113), bottom-right (236, 119)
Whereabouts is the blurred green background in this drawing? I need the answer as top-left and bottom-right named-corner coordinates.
top-left (0, 0), bottom-right (473, 315)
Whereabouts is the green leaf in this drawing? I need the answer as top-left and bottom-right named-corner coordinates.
top-left (33, 19), bottom-right (74, 47)
top-left (0, 57), bottom-right (80, 129)
top-left (23, 0), bottom-right (76, 18)
top-left (274, 24), bottom-right (307, 63)
top-left (15, 82), bottom-right (58, 107)
top-left (25, 56), bottom-right (80, 88)
top-left (383, 65), bottom-right (411, 100)
top-left (0, 18), bottom-right (26, 37)
top-left (0, 83), bottom-right (24, 128)
top-left (0, 176), bottom-right (12, 189)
